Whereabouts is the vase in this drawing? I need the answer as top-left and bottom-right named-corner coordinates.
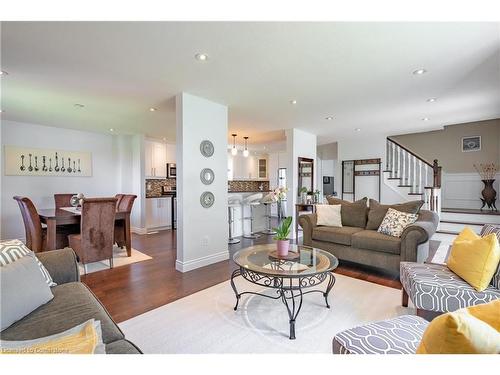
top-left (277, 239), bottom-right (290, 256)
top-left (480, 179), bottom-right (497, 211)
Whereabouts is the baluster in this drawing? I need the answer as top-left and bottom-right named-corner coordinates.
top-left (412, 156), bottom-right (417, 194)
top-left (401, 150), bottom-right (406, 185)
top-left (424, 165), bottom-right (429, 188)
top-left (386, 140), bottom-right (390, 170)
top-left (395, 145), bottom-right (399, 177)
top-left (418, 160), bottom-right (423, 194)
top-left (391, 143), bottom-right (396, 177)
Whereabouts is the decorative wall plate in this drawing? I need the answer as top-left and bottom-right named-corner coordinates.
top-left (200, 191), bottom-right (215, 208)
top-left (200, 140), bottom-right (214, 157)
top-left (200, 168), bottom-right (215, 185)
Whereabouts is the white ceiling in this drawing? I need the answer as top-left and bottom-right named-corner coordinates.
top-left (1, 22), bottom-right (499, 145)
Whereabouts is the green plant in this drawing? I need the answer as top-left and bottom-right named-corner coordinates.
top-left (273, 216), bottom-right (292, 241)
top-left (299, 187), bottom-right (308, 194)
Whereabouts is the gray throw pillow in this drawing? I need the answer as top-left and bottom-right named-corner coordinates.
top-left (366, 199), bottom-right (424, 230)
top-left (325, 197), bottom-right (368, 228)
top-left (0, 239), bottom-right (56, 287)
top-left (480, 224), bottom-right (500, 289)
top-left (0, 255), bottom-right (54, 331)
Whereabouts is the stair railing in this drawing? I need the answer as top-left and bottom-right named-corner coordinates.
top-left (386, 137), bottom-right (442, 214)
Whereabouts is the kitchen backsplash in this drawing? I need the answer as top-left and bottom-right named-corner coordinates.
top-left (146, 178), bottom-right (176, 198)
top-left (228, 180), bottom-right (270, 192)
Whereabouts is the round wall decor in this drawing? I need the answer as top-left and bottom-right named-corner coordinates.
top-left (200, 140), bottom-right (214, 157)
top-left (200, 191), bottom-right (215, 208)
top-left (200, 168), bottom-right (215, 185)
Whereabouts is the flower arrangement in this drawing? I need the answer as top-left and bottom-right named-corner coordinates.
top-left (473, 163), bottom-right (499, 180)
top-left (272, 186), bottom-right (288, 202)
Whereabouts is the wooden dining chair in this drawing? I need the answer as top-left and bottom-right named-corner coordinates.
top-left (114, 194), bottom-right (137, 249)
top-left (115, 194), bottom-right (125, 209)
top-left (68, 197), bottom-right (117, 274)
top-left (54, 193), bottom-right (76, 209)
top-left (13, 196), bottom-right (71, 252)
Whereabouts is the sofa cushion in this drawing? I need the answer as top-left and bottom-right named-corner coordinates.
top-left (366, 199), bottom-right (423, 230)
top-left (326, 197), bottom-right (368, 228)
top-left (333, 315), bottom-right (428, 354)
top-left (400, 262), bottom-right (500, 313)
top-left (105, 339), bottom-right (142, 354)
top-left (312, 226), bottom-right (364, 245)
top-left (0, 282), bottom-right (124, 345)
top-left (351, 230), bottom-right (401, 255)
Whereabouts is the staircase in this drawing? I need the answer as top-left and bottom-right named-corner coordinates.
top-left (384, 138), bottom-right (500, 236)
top-left (384, 137), bottom-right (442, 213)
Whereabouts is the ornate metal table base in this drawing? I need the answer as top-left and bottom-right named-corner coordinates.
top-left (230, 267), bottom-right (336, 340)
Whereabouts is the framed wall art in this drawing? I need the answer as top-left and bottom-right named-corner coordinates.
top-left (461, 136), bottom-right (481, 152)
top-left (4, 146), bottom-right (92, 177)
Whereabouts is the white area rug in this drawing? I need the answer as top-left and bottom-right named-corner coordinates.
top-left (119, 274), bottom-right (414, 353)
top-left (78, 246), bottom-right (152, 275)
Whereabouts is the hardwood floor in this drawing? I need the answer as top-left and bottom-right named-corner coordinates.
top-left (82, 230), bottom-right (402, 323)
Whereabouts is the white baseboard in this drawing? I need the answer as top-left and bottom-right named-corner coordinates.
top-left (175, 250), bottom-right (230, 273)
top-left (131, 226), bottom-right (148, 235)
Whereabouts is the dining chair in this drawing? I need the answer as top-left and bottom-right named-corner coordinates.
top-left (115, 194), bottom-right (125, 209)
top-left (114, 194), bottom-right (137, 249)
top-left (13, 196), bottom-right (71, 252)
top-left (68, 197), bottom-right (117, 274)
top-left (54, 193), bottom-right (76, 209)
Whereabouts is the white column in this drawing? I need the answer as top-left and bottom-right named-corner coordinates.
top-left (176, 93), bottom-right (229, 272)
top-left (286, 128), bottom-right (317, 240)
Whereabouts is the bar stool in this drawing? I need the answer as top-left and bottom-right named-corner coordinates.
top-left (261, 192), bottom-right (277, 235)
top-left (228, 197), bottom-right (241, 244)
top-left (243, 193), bottom-right (263, 239)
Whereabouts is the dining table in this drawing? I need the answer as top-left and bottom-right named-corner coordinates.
top-left (38, 207), bottom-right (132, 256)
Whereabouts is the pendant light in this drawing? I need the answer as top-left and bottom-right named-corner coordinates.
top-left (231, 134), bottom-right (238, 156)
top-left (243, 136), bottom-right (249, 158)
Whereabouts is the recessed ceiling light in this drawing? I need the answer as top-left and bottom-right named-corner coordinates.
top-left (325, 116), bottom-right (334, 120)
top-left (195, 53), bottom-right (208, 61)
top-left (426, 98), bottom-right (437, 103)
top-left (413, 68), bottom-right (427, 75)
top-left (355, 128), bottom-right (361, 132)
top-left (0, 70), bottom-right (8, 76)
top-left (290, 100), bottom-right (297, 105)
top-left (422, 117), bottom-right (430, 121)
top-left (149, 107), bottom-right (157, 112)
top-left (74, 103), bottom-right (85, 108)
top-left (109, 128), bottom-right (114, 132)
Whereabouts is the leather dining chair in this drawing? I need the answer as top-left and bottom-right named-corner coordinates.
top-left (13, 196), bottom-right (71, 252)
top-left (114, 194), bottom-right (137, 249)
top-left (68, 197), bottom-right (117, 274)
top-left (54, 193), bottom-right (76, 209)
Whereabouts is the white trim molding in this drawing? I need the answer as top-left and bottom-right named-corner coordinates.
top-left (131, 226), bottom-right (148, 235)
top-left (441, 172), bottom-right (500, 209)
top-left (175, 250), bottom-right (230, 273)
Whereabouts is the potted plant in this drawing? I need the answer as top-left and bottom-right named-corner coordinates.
top-left (273, 216), bottom-right (292, 256)
top-left (299, 187), bottom-right (308, 204)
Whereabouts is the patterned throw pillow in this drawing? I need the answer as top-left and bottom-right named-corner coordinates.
top-left (480, 224), bottom-right (500, 289)
top-left (377, 208), bottom-right (418, 238)
top-left (0, 239), bottom-right (56, 287)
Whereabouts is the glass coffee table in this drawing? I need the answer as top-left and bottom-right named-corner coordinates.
top-left (231, 243), bottom-right (339, 339)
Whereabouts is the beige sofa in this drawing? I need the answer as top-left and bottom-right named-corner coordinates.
top-left (298, 198), bottom-right (439, 274)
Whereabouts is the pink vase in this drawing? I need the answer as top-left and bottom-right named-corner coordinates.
top-left (277, 239), bottom-right (290, 256)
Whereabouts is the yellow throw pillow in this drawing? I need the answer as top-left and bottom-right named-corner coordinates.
top-left (417, 300), bottom-right (500, 354)
top-left (447, 228), bottom-right (500, 292)
top-left (1, 320), bottom-right (100, 354)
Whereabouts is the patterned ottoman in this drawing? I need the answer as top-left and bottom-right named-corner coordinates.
top-left (333, 315), bottom-right (428, 354)
top-left (400, 262), bottom-right (500, 313)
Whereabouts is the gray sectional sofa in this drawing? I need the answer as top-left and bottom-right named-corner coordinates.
top-left (299, 198), bottom-right (439, 274)
top-left (0, 248), bottom-right (141, 354)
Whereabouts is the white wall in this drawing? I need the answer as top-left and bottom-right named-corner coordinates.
top-left (1, 120), bottom-right (139, 240)
top-left (441, 172), bottom-right (500, 209)
top-left (286, 128), bottom-right (317, 238)
top-left (336, 134), bottom-right (402, 204)
top-left (176, 93), bottom-right (229, 272)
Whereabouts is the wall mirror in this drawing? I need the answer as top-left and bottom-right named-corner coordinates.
top-left (298, 157), bottom-right (314, 196)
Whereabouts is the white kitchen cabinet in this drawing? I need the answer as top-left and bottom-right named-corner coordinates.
top-left (166, 143), bottom-right (176, 163)
top-left (146, 197), bottom-right (172, 229)
top-left (145, 140), bottom-right (167, 178)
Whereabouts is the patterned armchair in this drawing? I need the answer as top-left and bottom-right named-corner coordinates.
top-left (400, 262), bottom-right (500, 315)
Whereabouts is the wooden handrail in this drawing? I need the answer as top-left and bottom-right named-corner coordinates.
top-left (387, 137), bottom-right (441, 188)
top-left (387, 137), bottom-right (433, 167)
